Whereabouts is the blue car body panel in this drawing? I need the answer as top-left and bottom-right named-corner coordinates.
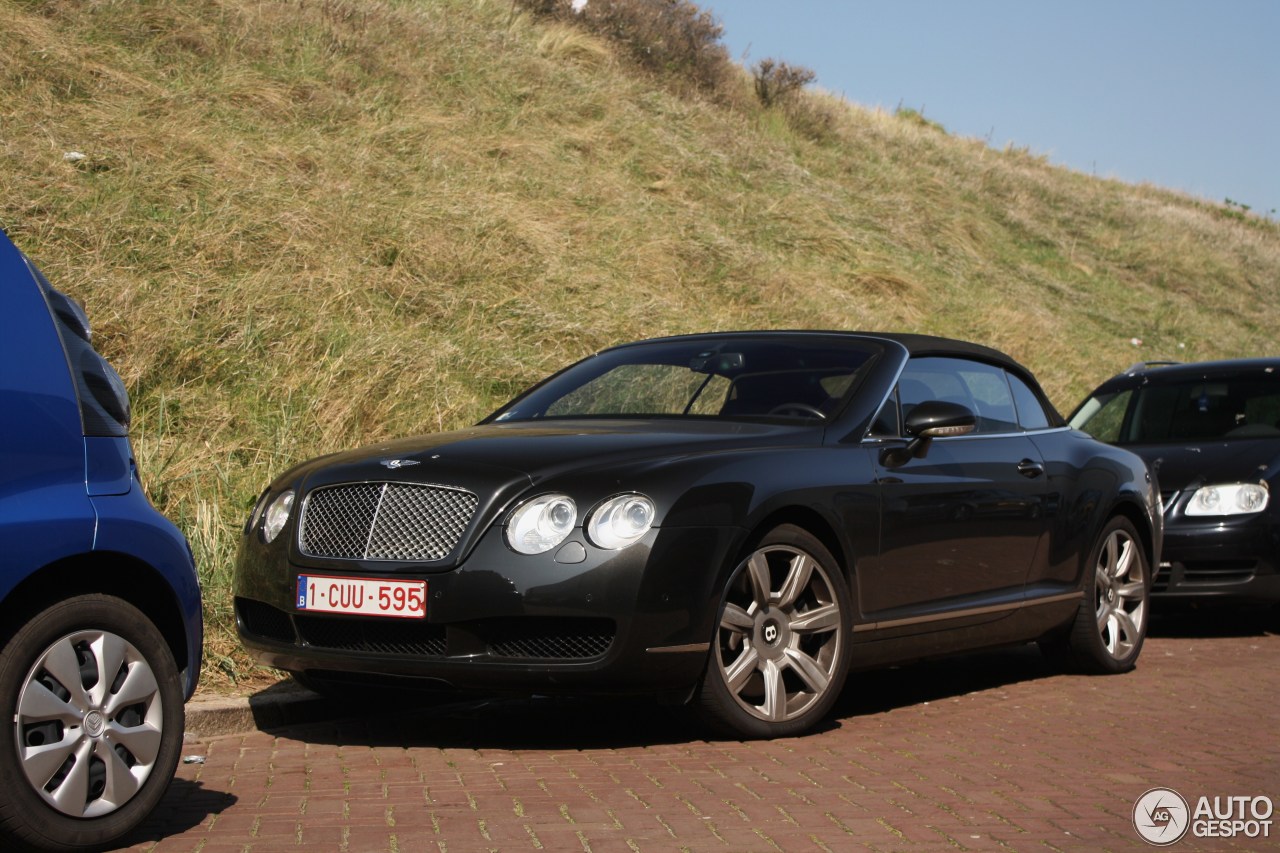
top-left (0, 231), bottom-right (202, 698)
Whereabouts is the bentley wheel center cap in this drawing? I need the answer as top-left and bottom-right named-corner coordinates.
top-left (762, 619), bottom-right (782, 646)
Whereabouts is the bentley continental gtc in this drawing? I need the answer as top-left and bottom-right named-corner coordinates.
top-left (234, 332), bottom-right (1160, 738)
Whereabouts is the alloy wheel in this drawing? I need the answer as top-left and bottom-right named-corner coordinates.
top-left (715, 544), bottom-right (844, 723)
top-left (1094, 528), bottom-right (1147, 659)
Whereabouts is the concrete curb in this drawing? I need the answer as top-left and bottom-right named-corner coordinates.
top-left (184, 681), bottom-right (353, 738)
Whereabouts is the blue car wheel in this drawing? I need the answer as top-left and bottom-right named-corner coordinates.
top-left (0, 594), bottom-right (184, 852)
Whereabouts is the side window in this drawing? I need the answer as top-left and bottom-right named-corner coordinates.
top-left (1071, 389), bottom-right (1133, 442)
top-left (897, 357), bottom-right (1019, 435)
top-left (1008, 373), bottom-right (1052, 430)
top-left (869, 388), bottom-right (900, 437)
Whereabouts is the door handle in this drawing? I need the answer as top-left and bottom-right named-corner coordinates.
top-left (1017, 459), bottom-right (1044, 478)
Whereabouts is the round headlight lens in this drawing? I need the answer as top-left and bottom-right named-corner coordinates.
top-left (506, 494), bottom-right (577, 555)
top-left (1186, 482), bottom-right (1269, 517)
top-left (586, 493), bottom-right (655, 550)
top-left (262, 490), bottom-right (295, 543)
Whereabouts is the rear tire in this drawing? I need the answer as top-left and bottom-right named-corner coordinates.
top-left (1042, 516), bottom-right (1150, 673)
top-left (0, 595), bottom-right (183, 852)
top-left (695, 525), bottom-right (851, 739)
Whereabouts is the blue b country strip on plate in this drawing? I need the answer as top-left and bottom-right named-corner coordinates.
top-left (296, 574), bottom-right (427, 619)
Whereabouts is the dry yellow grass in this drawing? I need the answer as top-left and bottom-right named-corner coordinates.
top-left (2, 0), bottom-right (1277, 685)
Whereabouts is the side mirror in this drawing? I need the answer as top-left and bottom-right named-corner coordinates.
top-left (903, 400), bottom-right (977, 439)
top-left (881, 400), bottom-right (976, 468)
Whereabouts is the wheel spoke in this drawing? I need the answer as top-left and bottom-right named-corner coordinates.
top-left (1115, 581), bottom-right (1145, 601)
top-left (760, 659), bottom-right (786, 722)
top-left (110, 720), bottom-right (163, 766)
top-left (1114, 609), bottom-right (1140, 647)
top-left (91, 632), bottom-right (128, 706)
top-left (41, 638), bottom-right (91, 711)
top-left (20, 735), bottom-right (82, 788)
top-left (1101, 533), bottom-right (1119, 577)
top-left (783, 647), bottom-right (830, 693)
top-left (100, 740), bottom-right (143, 807)
top-left (1103, 613), bottom-right (1121, 654)
top-left (776, 554), bottom-right (813, 609)
top-left (49, 741), bottom-right (93, 816)
top-left (19, 678), bottom-right (80, 724)
top-left (789, 603), bottom-right (840, 634)
top-left (746, 552), bottom-right (773, 607)
top-left (1097, 603), bottom-right (1112, 631)
top-left (720, 602), bottom-right (754, 632)
top-left (103, 661), bottom-right (159, 717)
top-left (1114, 538), bottom-right (1134, 579)
top-left (724, 645), bottom-right (760, 694)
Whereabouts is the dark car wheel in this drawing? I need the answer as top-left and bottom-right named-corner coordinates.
top-left (695, 524), bottom-right (851, 739)
top-left (1044, 516), bottom-right (1150, 673)
top-left (0, 595), bottom-right (183, 852)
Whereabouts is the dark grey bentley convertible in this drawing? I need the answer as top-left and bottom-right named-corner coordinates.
top-left (234, 332), bottom-right (1160, 738)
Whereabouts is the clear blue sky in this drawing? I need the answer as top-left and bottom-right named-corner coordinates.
top-left (704, 1), bottom-right (1279, 218)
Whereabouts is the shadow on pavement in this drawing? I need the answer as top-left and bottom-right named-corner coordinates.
top-left (256, 643), bottom-right (1064, 750)
top-left (830, 642), bottom-right (1053, 720)
top-left (109, 780), bottom-right (237, 851)
top-left (1149, 605), bottom-right (1280, 638)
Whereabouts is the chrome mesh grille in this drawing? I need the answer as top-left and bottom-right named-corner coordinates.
top-left (300, 482), bottom-right (478, 561)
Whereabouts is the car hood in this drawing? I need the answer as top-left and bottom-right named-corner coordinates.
top-left (1123, 439), bottom-right (1280, 491)
top-left (290, 419), bottom-right (817, 493)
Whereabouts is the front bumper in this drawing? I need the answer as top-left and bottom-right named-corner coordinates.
top-left (233, 522), bottom-right (739, 696)
top-left (1153, 513), bottom-right (1280, 602)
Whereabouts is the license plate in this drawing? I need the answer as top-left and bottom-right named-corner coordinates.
top-left (296, 574), bottom-right (427, 619)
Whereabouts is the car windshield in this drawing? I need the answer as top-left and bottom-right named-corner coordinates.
top-left (487, 337), bottom-right (881, 423)
top-left (1071, 373), bottom-right (1280, 443)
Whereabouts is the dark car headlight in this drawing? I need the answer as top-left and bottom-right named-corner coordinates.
top-left (506, 494), bottom-right (577, 554)
top-left (1185, 482), bottom-right (1269, 517)
top-left (586, 493), bottom-right (655, 550)
top-left (262, 490), bottom-right (295, 543)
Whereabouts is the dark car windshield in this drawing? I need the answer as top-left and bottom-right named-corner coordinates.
top-left (486, 337), bottom-right (881, 423)
top-left (1072, 373), bottom-right (1280, 443)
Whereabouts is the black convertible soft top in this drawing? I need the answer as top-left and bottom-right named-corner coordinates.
top-left (619, 330), bottom-right (1032, 378)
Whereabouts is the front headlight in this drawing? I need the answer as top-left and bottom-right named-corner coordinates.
top-left (245, 488), bottom-right (271, 535)
top-left (262, 490), bottom-right (295, 543)
top-left (586, 493), bottom-right (655, 550)
top-left (1185, 482), bottom-right (1269, 517)
top-left (506, 494), bottom-right (577, 554)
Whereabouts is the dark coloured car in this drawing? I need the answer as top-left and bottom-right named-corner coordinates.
top-left (235, 332), bottom-right (1160, 738)
top-left (1071, 358), bottom-right (1280, 603)
top-left (0, 233), bottom-right (203, 852)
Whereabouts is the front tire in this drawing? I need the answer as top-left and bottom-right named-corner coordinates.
top-left (695, 525), bottom-right (851, 739)
top-left (0, 595), bottom-right (184, 852)
top-left (1044, 516), bottom-right (1150, 673)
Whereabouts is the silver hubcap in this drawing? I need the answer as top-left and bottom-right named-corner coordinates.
top-left (716, 544), bottom-right (844, 723)
top-left (15, 630), bottom-right (164, 818)
top-left (1094, 530), bottom-right (1147, 659)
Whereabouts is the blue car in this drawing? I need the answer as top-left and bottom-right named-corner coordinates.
top-left (0, 233), bottom-right (202, 851)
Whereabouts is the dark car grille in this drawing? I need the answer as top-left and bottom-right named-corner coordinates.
top-left (299, 482), bottom-right (479, 561)
top-left (237, 598), bottom-right (297, 643)
top-left (1153, 560), bottom-right (1257, 592)
top-left (482, 618), bottom-right (615, 660)
top-left (295, 614), bottom-right (448, 656)
top-left (236, 599), bottom-right (615, 662)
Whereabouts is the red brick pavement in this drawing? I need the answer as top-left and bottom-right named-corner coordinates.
top-left (115, 613), bottom-right (1279, 852)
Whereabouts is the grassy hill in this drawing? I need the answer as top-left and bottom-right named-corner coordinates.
top-left (4, 0), bottom-right (1278, 686)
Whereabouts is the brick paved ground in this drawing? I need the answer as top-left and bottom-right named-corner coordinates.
top-left (116, 612), bottom-right (1279, 852)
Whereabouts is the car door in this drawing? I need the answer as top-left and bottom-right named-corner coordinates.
top-left (860, 356), bottom-right (1050, 623)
